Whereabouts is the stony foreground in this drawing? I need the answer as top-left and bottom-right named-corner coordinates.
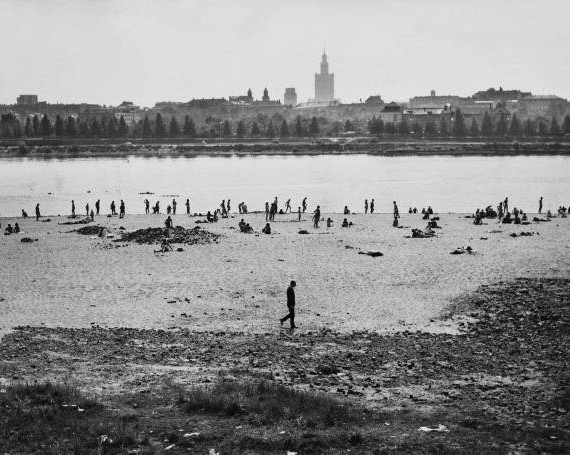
top-left (1, 277), bottom-right (569, 454)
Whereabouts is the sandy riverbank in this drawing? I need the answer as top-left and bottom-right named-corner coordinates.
top-left (1, 212), bottom-right (569, 335)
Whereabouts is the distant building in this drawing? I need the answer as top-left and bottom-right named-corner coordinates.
top-left (365, 95), bottom-right (384, 105)
top-left (472, 87), bottom-right (531, 102)
top-left (379, 102), bottom-right (403, 123)
top-left (402, 106), bottom-right (451, 127)
top-left (253, 88), bottom-right (280, 106)
top-left (284, 88), bottom-right (297, 106)
top-left (517, 95), bottom-right (568, 120)
top-left (314, 52), bottom-right (334, 104)
top-left (229, 89), bottom-right (254, 105)
top-left (409, 91), bottom-right (463, 109)
top-left (114, 101), bottom-right (140, 126)
top-left (17, 95), bottom-right (38, 105)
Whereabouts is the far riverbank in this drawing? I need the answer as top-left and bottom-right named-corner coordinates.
top-left (1, 139), bottom-right (570, 158)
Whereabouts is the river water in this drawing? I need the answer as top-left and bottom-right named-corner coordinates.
top-left (0, 154), bottom-right (569, 217)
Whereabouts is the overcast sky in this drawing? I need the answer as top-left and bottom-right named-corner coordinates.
top-left (1, 0), bottom-right (569, 107)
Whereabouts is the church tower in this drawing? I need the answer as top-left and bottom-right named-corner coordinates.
top-left (315, 51), bottom-right (334, 103)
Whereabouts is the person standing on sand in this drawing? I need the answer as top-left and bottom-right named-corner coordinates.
top-left (265, 202), bottom-right (270, 221)
top-left (145, 199), bottom-right (150, 215)
top-left (96, 199), bottom-right (100, 216)
top-left (302, 197), bottom-right (307, 213)
top-left (539, 196), bottom-right (543, 214)
top-left (285, 199), bottom-right (291, 213)
top-left (227, 199), bottom-right (231, 213)
top-left (119, 200), bottom-right (125, 218)
top-left (364, 199), bottom-right (368, 214)
top-left (185, 198), bottom-right (190, 215)
top-left (110, 200), bottom-right (116, 215)
top-left (504, 197), bottom-right (509, 215)
top-left (313, 206), bottom-right (321, 228)
top-left (280, 280), bottom-right (297, 329)
top-left (86, 203), bottom-right (90, 217)
top-left (370, 199), bottom-right (375, 214)
top-left (35, 203), bottom-right (41, 221)
top-left (298, 206), bottom-right (301, 222)
top-left (71, 200), bottom-right (75, 217)
top-left (172, 199), bottom-right (177, 215)
top-left (393, 201), bottom-right (400, 219)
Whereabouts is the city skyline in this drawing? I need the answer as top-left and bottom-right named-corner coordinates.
top-left (1, 0), bottom-right (570, 107)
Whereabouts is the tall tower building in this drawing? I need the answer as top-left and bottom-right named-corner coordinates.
top-left (314, 51), bottom-right (334, 103)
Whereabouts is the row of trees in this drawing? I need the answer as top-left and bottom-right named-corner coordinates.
top-left (2, 111), bottom-right (570, 139)
top-left (369, 111), bottom-right (570, 138)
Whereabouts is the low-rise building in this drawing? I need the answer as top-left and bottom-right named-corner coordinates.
top-left (379, 102), bottom-right (403, 124)
top-left (409, 90), bottom-right (464, 109)
top-left (517, 95), bottom-right (568, 120)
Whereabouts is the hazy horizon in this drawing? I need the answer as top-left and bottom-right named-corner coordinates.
top-left (1, 0), bottom-right (569, 107)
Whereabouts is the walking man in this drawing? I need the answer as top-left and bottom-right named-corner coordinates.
top-left (370, 198), bottom-right (375, 214)
top-left (393, 201), bottom-right (400, 219)
top-left (35, 203), bottom-right (41, 221)
top-left (280, 280), bottom-right (297, 329)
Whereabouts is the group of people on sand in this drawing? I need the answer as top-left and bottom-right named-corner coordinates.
top-left (238, 218), bottom-right (253, 233)
top-left (470, 196), bottom-right (566, 226)
top-left (4, 222), bottom-right (20, 235)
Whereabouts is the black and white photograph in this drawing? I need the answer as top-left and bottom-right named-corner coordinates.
top-left (1, 0), bottom-right (569, 453)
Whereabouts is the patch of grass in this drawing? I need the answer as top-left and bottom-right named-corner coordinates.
top-left (0, 382), bottom-right (148, 454)
top-left (179, 379), bottom-right (364, 426)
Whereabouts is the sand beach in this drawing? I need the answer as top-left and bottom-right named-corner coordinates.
top-left (1, 211), bottom-right (569, 336)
